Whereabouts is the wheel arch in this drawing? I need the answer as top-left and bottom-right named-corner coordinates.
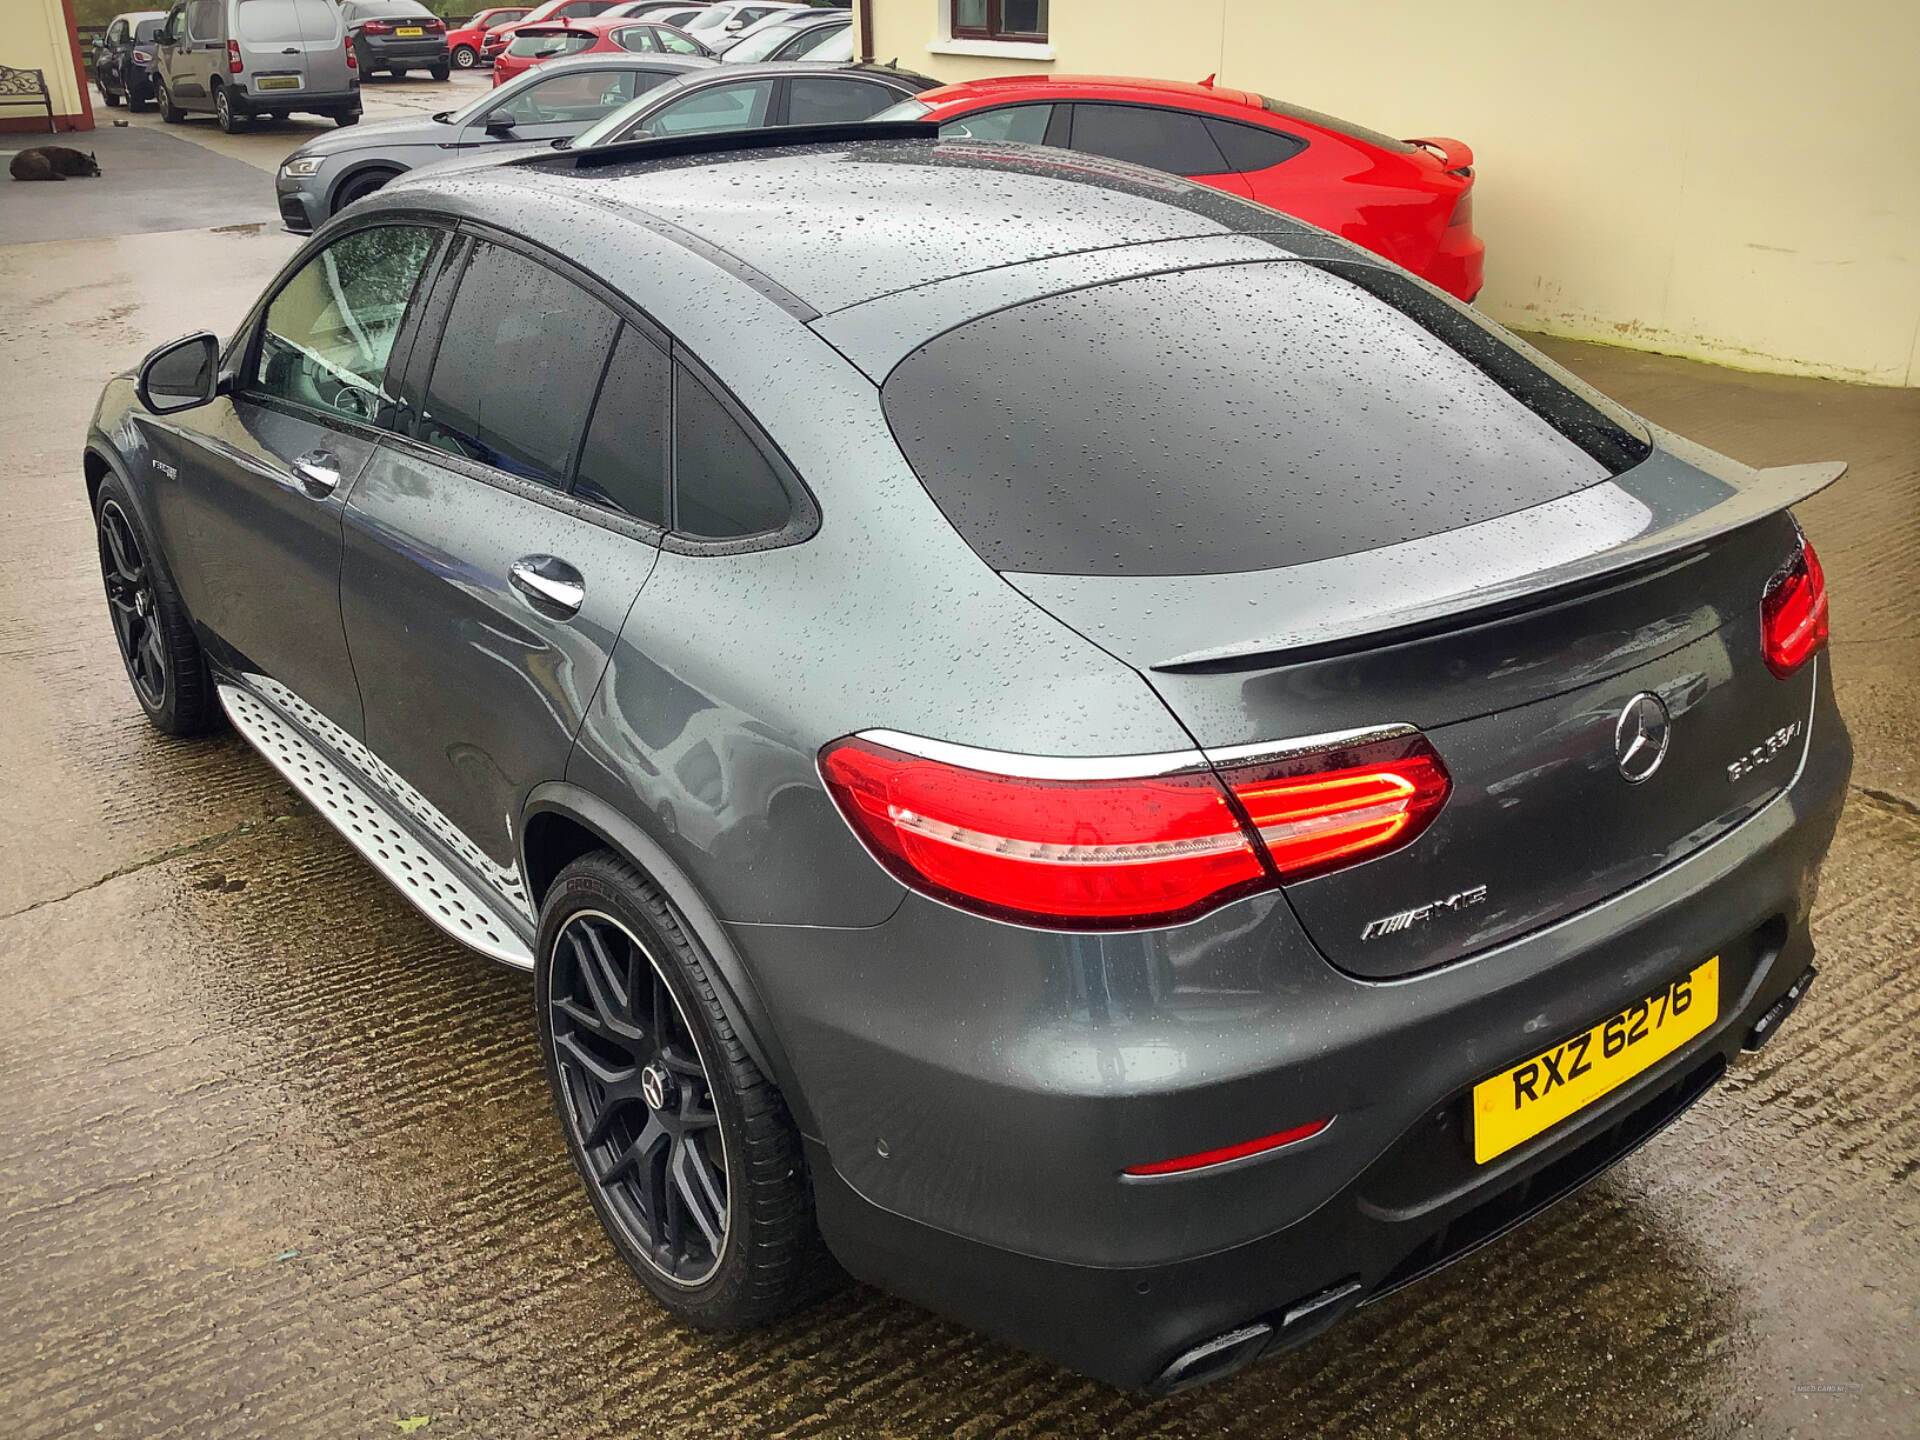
top-left (327, 161), bottom-right (407, 216)
top-left (521, 782), bottom-right (816, 1136)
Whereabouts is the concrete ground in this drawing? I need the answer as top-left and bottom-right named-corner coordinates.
top-left (0, 85), bottom-right (1915, 1440)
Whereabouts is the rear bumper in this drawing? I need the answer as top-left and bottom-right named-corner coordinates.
top-left (360, 39), bottom-right (452, 66)
top-left (736, 663), bottom-right (1851, 1388)
top-left (1425, 223), bottom-right (1486, 303)
top-left (237, 85), bottom-right (359, 114)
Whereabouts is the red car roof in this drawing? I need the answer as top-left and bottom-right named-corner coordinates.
top-left (917, 74), bottom-right (1267, 112)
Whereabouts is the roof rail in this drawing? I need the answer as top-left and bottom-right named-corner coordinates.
top-left (513, 121), bottom-right (941, 173)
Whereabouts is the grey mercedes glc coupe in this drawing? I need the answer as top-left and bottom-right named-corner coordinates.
top-left (85, 123), bottom-right (1849, 1393)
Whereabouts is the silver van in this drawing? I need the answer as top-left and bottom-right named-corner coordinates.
top-left (154, 0), bottom-right (361, 131)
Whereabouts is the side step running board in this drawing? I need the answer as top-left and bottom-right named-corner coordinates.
top-left (218, 683), bottom-right (535, 970)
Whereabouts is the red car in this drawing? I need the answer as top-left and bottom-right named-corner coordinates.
top-left (483, 0), bottom-right (621, 63)
top-left (447, 6), bottom-right (530, 69)
top-left (491, 15), bottom-right (710, 85)
top-left (889, 75), bottom-right (1484, 303)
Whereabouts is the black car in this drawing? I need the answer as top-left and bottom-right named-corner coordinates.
top-left (89, 124), bottom-right (1850, 1395)
top-left (343, 0), bottom-right (453, 81)
top-left (92, 9), bottom-right (168, 111)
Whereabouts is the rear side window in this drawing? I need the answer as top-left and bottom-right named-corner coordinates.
top-left (1068, 103), bottom-right (1230, 177)
top-left (882, 262), bottom-right (1650, 577)
top-left (417, 243), bottom-right (618, 487)
top-left (672, 365), bottom-right (790, 539)
top-left (787, 76), bottom-right (896, 126)
top-left (574, 325), bottom-right (671, 526)
top-left (1203, 116), bottom-right (1306, 172)
top-left (938, 103), bottom-right (1051, 143)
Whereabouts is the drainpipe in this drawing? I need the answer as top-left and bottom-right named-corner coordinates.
top-left (858, 0), bottom-right (874, 62)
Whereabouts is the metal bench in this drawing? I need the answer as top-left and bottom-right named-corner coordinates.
top-left (0, 64), bottom-right (56, 134)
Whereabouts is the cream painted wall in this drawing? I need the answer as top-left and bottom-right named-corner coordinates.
top-left (11, 0), bottom-right (89, 123)
top-left (863, 0), bottom-right (1920, 385)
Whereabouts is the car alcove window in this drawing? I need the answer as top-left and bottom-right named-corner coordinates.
top-left (416, 243), bottom-right (618, 488)
top-left (573, 324), bottom-right (670, 526)
top-left (252, 225), bottom-right (441, 425)
top-left (787, 76), bottom-right (897, 126)
top-left (1203, 115), bottom-right (1306, 172)
top-left (671, 364), bottom-right (790, 539)
top-left (1067, 103), bottom-right (1232, 177)
top-left (881, 261), bottom-right (1650, 577)
top-left (937, 102), bottom-right (1051, 144)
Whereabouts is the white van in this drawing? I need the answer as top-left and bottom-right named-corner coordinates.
top-left (154, 0), bottom-right (361, 131)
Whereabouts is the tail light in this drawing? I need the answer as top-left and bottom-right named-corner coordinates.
top-left (133, 48), bottom-right (152, 62)
top-left (819, 730), bottom-right (1451, 929)
top-left (345, 39), bottom-right (357, 67)
top-left (1761, 537), bottom-right (1829, 677)
top-left (227, 39), bottom-right (242, 72)
top-left (1447, 188), bottom-right (1473, 228)
top-left (362, 20), bottom-right (395, 34)
top-left (425, 18), bottom-right (446, 31)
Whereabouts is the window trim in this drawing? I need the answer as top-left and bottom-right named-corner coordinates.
top-left (948, 0), bottom-right (1046, 42)
top-left (931, 0), bottom-right (1051, 60)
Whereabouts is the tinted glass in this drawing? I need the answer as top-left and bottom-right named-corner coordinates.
top-left (134, 17), bottom-right (166, 38)
top-left (253, 225), bottom-right (439, 424)
top-left (507, 28), bottom-right (595, 56)
top-left (489, 66), bottom-right (644, 123)
top-left (938, 102), bottom-right (1050, 143)
top-left (787, 76), bottom-right (894, 125)
top-left (1203, 116), bottom-right (1306, 172)
top-left (1069, 103), bottom-right (1230, 177)
top-left (417, 244), bottom-right (618, 487)
top-left (638, 78), bottom-right (771, 135)
top-left (574, 326), bottom-right (670, 525)
top-left (672, 366), bottom-right (789, 538)
top-left (782, 20), bottom-right (847, 58)
top-left (719, 18), bottom-right (795, 60)
top-left (882, 262), bottom-right (1643, 577)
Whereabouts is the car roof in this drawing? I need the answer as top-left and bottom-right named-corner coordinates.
top-left (632, 58), bottom-right (931, 94)
top-left (918, 73), bottom-right (1266, 111)
top-left (115, 9), bottom-right (169, 19)
top-left (386, 131), bottom-right (1359, 319)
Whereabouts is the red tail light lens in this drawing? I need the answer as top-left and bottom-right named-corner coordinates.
top-left (345, 40), bottom-right (358, 67)
top-left (1218, 734), bottom-right (1452, 884)
top-left (819, 737), bottom-right (1269, 929)
top-left (362, 20), bottom-right (395, 34)
top-left (425, 17), bottom-right (446, 30)
top-left (227, 39), bottom-right (242, 72)
top-left (820, 731), bottom-right (1453, 928)
top-left (1123, 1117), bottom-right (1331, 1178)
top-left (1760, 538), bottom-right (1829, 677)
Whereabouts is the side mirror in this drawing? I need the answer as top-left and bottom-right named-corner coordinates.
top-left (137, 332), bottom-right (221, 415)
top-left (484, 114), bottom-right (516, 136)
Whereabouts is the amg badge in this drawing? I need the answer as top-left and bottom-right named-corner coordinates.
top-left (151, 459), bottom-right (177, 479)
top-left (1728, 719), bottom-right (1802, 782)
top-left (1362, 885), bottom-right (1489, 941)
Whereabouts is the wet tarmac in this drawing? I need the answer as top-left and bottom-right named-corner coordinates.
top-left (1, 98), bottom-right (1915, 1439)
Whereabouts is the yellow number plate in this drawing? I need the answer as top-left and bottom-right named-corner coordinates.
top-left (1472, 956), bottom-right (1718, 1164)
top-left (396, 24), bottom-right (423, 34)
top-left (256, 75), bottom-right (300, 89)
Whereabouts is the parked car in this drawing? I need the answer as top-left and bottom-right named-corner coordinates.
top-left (153, 0), bottom-right (359, 131)
top-left (91, 123), bottom-right (1848, 1395)
top-left (491, 17), bottom-right (711, 87)
top-left (480, 0), bottom-right (623, 64)
top-left (91, 10), bottom-right (168, 112)
top-left (717, 8), bottom-right (849, 63)
top-left (604, 1), bottom-right (706, 21)
top-left (276, 53), bottom-right (712, 231)
top-left (680, 0), bottom-right (810, 51)
top-left (559, 59), bottom-right (932, 140)
top-left (445, 6), bottom-right (529, 69)
top-left (342, 0), bottom-right (451, 81)
top-left (881, 75), bottom-right (1486, 302)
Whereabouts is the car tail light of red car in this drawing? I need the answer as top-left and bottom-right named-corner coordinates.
top-left (1761, 537), bottom-right (1830, 677)
top-left (227, 39), bottom-right (242, 72)
top-left (819, 730), bottom-right (1450, 928)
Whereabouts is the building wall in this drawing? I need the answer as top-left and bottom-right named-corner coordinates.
top-left (4, 0), bottom-right (94, 133)
top-left (862, 0), bottom-right (1920, 386)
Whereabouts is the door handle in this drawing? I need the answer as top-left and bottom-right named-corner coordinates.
top-left (293, 449), bottom-right (342, 497)
top-left (281, 46), bottom-right (300, 53)
top-left (509, 555), bottom-right (585, 617)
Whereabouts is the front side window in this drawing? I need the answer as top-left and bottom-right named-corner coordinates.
top-left (106, 20), bottom-right (129, 44)
top-left (252, 225), bottom-right (441, 424)
top-left (783, 21), bottom-right (849, 59)
top-left (672, 364), bottom-right (790, 539)
top-left (937, 102), bottom-right (1051, 144)
top-left (635, 78), bottom-right (772, 137)
top-left (416, 243), bottom-right (618, 487)
top-left (1068, 103), bottom-right (1231, 178)
top-left (950, 0), bottom-right (1046, 41)
top-left (786, 76), bottom-right (895, 126)
top-left (612, 23), bottom-right (657, 50)
top-left (488, 67), bottom-right (641, 125)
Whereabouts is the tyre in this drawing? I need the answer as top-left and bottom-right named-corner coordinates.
top-left (334, 110), bottom-right (360, 127)
top-left (93, 474), bottom-right (217, 736)
top-left (451, 44), bottom-right (477, 69)
top-left (535, 851), bottom-right (830, 1328)
top-left (213, 85), bottom-right (243, 133)
top-left (429, 62), bottom-right (450, 81)
top-left (104, 86), bottom-right (123, 107)
top-left (330, 168), bottom-right (396, 215)
top-left (128, 87), bottom-right (151, 114)
top-left (157, 80), bottom-right (183, 123)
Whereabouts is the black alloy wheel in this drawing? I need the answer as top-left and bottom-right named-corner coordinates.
top-left (94, 482), bottom-right (215, 735)
top-left (535, 851), bottom-right (830, 1326)
top-left (548, 909), bottom-right (732, 1286)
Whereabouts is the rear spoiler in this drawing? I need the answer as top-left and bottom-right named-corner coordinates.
top-left (1407, 136), bottom-right (1473, 175)
top-left (1130, 444), bottom-right (1845, 672)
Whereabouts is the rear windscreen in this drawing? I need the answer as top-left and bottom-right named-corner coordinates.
top-left (881, 261), bottom-right (1653, 577)
top-left (135, 18), bottom-right (166, 40)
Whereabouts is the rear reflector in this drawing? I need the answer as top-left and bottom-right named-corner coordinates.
top-left (1124, 1117), bottom-right (1332, 1177)
top-left (1760, 537), bottom-right (1829, 677)
top-left (820, 730), bottom-right (1452, 928)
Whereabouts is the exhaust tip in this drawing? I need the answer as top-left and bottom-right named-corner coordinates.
top-left (1147, 1323), bottom-right (1273, 1396)
top-left (1744, 965), bottom-right (1816, 1051)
